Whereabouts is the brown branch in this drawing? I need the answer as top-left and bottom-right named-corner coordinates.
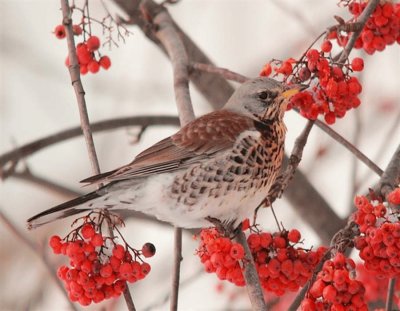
top-left (375, 144), bottom-right (400, 199)
top-left (355, 109), bottom-right (400, 194)
top-left (61, 0), bottom-right (101, 175)
top-left (0, 210), bottom-right (78, 311)
top-left (236, 231), bottom-right (268, 311)
top-left (0, 115), bottom-right (179, 179)
top-left (267, 120), bottom-right (314, 204)
top-left (336, 0), bottom-right (380, 64)
top-left (61, 0), bottom-right (135, 308)
top-left (314, 119), bottom-right (383, 177)
top-left (289, 146), bottom-right (398, 310)
top-left (113, 0), bottom-right (234, 109)
top-left (139, 1), bottom-right (195, 309)
top-left (191, 62), bottom-right (248, 84)
top-left (386, 278), bottom-right (396, 311)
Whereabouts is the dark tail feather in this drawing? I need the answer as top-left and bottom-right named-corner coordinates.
top-left (80, 169), bottom-right (118, 184)
top-left (27, 191), bottom-right (101, 230)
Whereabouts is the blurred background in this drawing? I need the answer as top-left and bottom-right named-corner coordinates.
top-left (1, 0), bottom-right (399, 310)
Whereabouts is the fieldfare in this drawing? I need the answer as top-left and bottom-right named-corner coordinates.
top-left (27, 77), bottom-right (303, 229)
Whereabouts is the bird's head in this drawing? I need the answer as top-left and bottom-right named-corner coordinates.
top-left (223, 77), bottom-right (306, 123)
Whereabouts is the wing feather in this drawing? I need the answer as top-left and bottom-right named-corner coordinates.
top-left (81, 110), bottom-right (254, 184)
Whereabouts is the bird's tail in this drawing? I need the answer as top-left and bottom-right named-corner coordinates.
top-left (27, 190), bottom-right (101, 230)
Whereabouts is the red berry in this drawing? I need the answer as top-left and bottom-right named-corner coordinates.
top-left (54, 25), bottom-right (66, 39)
top-left (72, 25), bottom-right (82, 36)
top-left (88, 61), bottom-right (100, 74)
top-left (86, 36), bottom-right (101, 51)
top-left (351, 57), bottom-right (364, 72)
top-left (260, 63), bottom-right (272, 77)
top-left (388, 188), bottom-right (400, 204)
top-left (99, 56), bottom-right (111, 70)
top-left (324, 112), bottom-right (336, 125)
top-left (141, 242), bottom-right (156, 258)
top-left (321, 40), bottom-right (333, 53)
top-left (90, 233), bottom-right (103, 247)
top-left (230, 244), bottom-right (245, 260)
top-left (81, 224), bottom-right (95, 239)
top-left (288, 229), bottom-right (301, 243)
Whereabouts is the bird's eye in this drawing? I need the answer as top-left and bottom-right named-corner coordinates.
top-left (258, 91), bottom-right (269, 100)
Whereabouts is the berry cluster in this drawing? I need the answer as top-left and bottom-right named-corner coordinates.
top-left (302, 253), bottom-right (368, 310)
top-left (356, 262), bottom-right (400, 307)
top-left (49, 220), bottom-right (155, 306)
top-left (260, 47), bottom-right (363, 124)
top-left (197, 227), bottom-right (326, 296)
top-left (353, 187), bottom-right (400, 278)
top-left (197, 228), bottom-right (246, 286)
top-left (334, 1), bottom-right (400, 54)
top-left (248, 229), bottom-right (326, 296)
top-left (54, 24), bottom-right (111, 75)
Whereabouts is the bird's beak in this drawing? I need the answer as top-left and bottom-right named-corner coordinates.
top-left (281, 84), bottom-right (308, 99)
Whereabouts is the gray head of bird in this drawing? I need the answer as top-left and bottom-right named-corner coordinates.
top-left (223, 77), bottom-right (306, 123)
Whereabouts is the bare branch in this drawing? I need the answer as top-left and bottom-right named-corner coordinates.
top-left (0, 116), bottom-right (179, 179)
top-left (386, 278), bottom-right (396, 311)
top-left (61, 0), bottom-right (101, 175)
top-left (314, 119), bottom-right (383, 177)
top-left (375, 144), bottom-right (400, 199)
top-left (191, 62), bottom-right (248, 84)
top-left (61, 0), bottom-right (135, 307)
top-left (139, 1), bottom-right (195, 309)
top-left (113, 0), bottom-right (234, 109)
top-left (236, 231), bottom-right (268, 311)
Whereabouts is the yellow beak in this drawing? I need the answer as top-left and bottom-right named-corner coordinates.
top-left (281, 84), bottom-right (308, 99)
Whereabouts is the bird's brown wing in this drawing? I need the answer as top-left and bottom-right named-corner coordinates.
top-left (81, 110), bottom-right (255, 184)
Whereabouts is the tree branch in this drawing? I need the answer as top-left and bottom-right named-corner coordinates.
top-left (236, 231), bottom-right (268, 311)
top-left (385, 278), bottom-right (396, 311)
top-left (61, 0), bottom-right (135, 308)
top-left (113, 0), bottom-right (234, 109)
top-left (139, 1), bottom-right (195, 309)
top-left (0, 116), bottom-right (179, 179)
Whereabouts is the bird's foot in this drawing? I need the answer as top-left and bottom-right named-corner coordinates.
top-left (205, 216), bottom-right (238, 238)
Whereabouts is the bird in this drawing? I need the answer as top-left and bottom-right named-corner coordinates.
top-left (27, 77), bottom-right (304, 230)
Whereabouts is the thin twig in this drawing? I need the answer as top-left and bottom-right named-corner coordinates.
top-left (236, 231), bottom-right (268, 311)
top-left (191, 62), bottom-right (248, 83)
top-left (386, 278), bottom-right (396, 311)
top-left (355, 109), bottom-right (400, 193)
top-left (314, 119), bottom-right (383, 177)
top-left (140, 1), bottom-right (195, 309)
top-left (0, 210), bottom-right (78, 311)
top-left (0, 115), bottom-right (179, 179)
top-left (61, 0), bottom-right (101, 175)
top-left (61, 0), bottom-right (135, 308)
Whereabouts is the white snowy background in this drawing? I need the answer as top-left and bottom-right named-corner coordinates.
top-left (1, 0), bottom-right (399, 310)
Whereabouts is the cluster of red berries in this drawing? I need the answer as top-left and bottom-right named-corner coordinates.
top-left (356, 262), bottom-right (400, 307)
top-left (260, 47), bottom-right (363, 124)
top-left (334, 1), bottom-right (400, 54)
top-left (353, 187), bottom-right (400, 278)
top-left (49, 223), bottom-right (155, 306)
top-left (248, 229), bottom-right (326, 296)
top-left (197, 226), bottom-right (326, 296)
top-left (54, 24), bottom-right (111, 75)
top-left (302, 252), bottom-right (368, 311)
top-left (197, 228), bottom-right (246, 286)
